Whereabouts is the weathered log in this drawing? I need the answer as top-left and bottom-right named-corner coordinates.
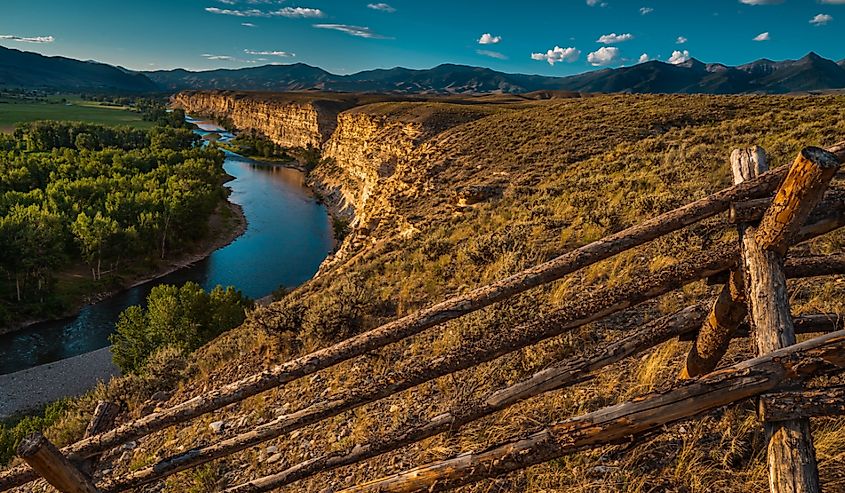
top-left (737, 147), bottom-right (820, 493)
top-left (781, 254), bottom-right (845, 280)
top-left (80, 402), bottom-right (120, 476)
top-left (681, 147), bottom-right (765, 379)
top-left (16, 434), bottom-right (99, 493)
top-left (756, 147), bottom-right (840, 255)
top-left (680, 270), bottom-right (745, 379)
top-left (759, 386), bottom-right (845, 421)
top-left (679, 313), bottom-right (843, 342)
top-left (730, 189), bottom-right (845, 224)
top-left (338, 331), bottom-right (845, 493)
top-left (221, 304), bottom-right (710, 493)
top-left (3, 142), bottom-right (844, 493)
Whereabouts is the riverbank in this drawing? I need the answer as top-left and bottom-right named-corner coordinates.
top-left (0, 197), bottom-right (247, 337)
top-left (0, 347), bottom-right (117, 419)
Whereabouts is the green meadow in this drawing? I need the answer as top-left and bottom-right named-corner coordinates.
top-left (0, 94), bottom-right (155, 133)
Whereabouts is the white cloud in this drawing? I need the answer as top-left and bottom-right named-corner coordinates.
top-left (587, 46), bottom-right (620, 66)
top-left (638, 53), bottom-right (651, 63)
top-left (810, 13), bottom-right (833, 25)
top-left (477, 49), bottom-right (507, 60)
top-left (739, 0), bottom-right (784, 4)
top-left (753, 31), bottom-right (770, 41)
top-left (586, 0), bottom-right (608, 6)
top-left (597, 32), bottom-right (634, 44)
top-left (640, 7), bottom-right (654, 14)
top-left (244, 49), bottom-right (295, 57)
top-left (367, 3), bottom-right (396, 12)
top-left (668, 50), bottom-right (691, 64)
top-left (204, 6), bottom-right (324, 18)
top-left (0, 34), bottom-right (54, 43)
top-left (276, 7), bottom-right (324, 18)
top-left (676, 36), bottom-right (688, 44)
top-left (530, 46), bottom-right (581, 65)
top-left (241, 22), bottom-right (256, 27)
top-left (205, 7), bottom-right (265, 16)
top-left (820, 0), bottom-right (845, 3)
top-left (478, 33), bottom-right (502, 45)
top-left (313, 24), bottom-right (391, 39)
top-left (202, 53), bottom-right (239, 61)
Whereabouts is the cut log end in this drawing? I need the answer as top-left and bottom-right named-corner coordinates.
top-left (802, 146), bottom-right (841, 170)
top-left (756, 146), bottom-right (840, 256)
top-left (16, 434), bottom-right (48, 459)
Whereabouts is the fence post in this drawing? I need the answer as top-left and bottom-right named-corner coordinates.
top-left (80, 401), bottom-right (120, 476)
top-left (737, 146), bottom-right (838, 493)
top-left (16, 433), bottom-right (99, 493)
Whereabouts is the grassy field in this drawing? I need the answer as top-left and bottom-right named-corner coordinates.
top-left (0, 94), bottom-right (154, 132)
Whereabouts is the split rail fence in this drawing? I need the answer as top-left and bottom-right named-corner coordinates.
top-left (2, 140), bottom-right (845, 493)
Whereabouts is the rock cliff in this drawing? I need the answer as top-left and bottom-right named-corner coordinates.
top-left (171, 90), bottom-right (358, 149)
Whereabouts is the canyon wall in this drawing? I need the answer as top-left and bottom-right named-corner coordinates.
top-left (172, 90), bottom-right (355, 148)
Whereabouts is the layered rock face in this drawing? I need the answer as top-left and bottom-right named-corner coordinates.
top-left (172, 91), bottom-right (345, 148)
top-left (315, 110), bottom-right (427, 228)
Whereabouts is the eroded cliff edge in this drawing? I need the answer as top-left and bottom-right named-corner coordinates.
top-left (172, 91), bottom-right (497, 271)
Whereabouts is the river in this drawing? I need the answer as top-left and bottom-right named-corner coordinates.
top-left (0, 118), bottom-right (334, 375)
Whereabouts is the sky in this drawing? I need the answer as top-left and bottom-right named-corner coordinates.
top-left (0, 0), bottom-right (843, 76)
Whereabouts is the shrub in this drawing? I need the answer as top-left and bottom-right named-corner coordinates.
top-left (110, 282), bottom-right (253, 374)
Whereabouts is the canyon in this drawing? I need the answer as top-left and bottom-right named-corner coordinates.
top-left (172, 90), bottom-right (496, 269)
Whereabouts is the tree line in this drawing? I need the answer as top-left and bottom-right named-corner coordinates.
top-left (0, 121), bottom-right (228, 325)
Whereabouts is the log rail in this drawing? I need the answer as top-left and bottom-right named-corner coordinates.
top-left (1, 140), bottom-right (843, 493)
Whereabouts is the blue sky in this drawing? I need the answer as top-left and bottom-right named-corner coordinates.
top-left (1, 0), bottom-right (843, 75)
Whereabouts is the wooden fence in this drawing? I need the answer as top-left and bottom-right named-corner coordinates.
top-left (1, 140), bottom-right (845, 493)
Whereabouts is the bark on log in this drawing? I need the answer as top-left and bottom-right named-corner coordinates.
top-left (679, 313), bottom-right (843, 342)
top-left (680, 270), bottom-right (746, 378)
top-left (337, 331), bottom-right (845, 493)
top-left (16, 434), bottom-right (99, 493)
top-left (730, 189), bottom-right (845, 224)
top-left (756, 147), bottom-right (840, 256)
top-left (1, 142), bottom-right (843, 492)
top-left (736, 147), bottom-right (821, 493)
top-left (80, 402), bottom-right (120, 476)
top-left (680, 147), bottom-right (766, 379)
top-left (759, 386), bottom-right (845, 421)
top-left (221, 304), bottom-right (710, 493)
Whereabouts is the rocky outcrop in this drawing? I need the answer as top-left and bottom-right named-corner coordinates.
top-left (172, 91), bottom-right (354, 149)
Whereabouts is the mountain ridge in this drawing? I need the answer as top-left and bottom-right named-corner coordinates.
top-left (1, 45), bottom-right (844, 95)
top-left (0, 45), bottom-right (158, 92)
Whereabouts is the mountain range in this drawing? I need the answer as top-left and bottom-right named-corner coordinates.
top-left (0, 46), bottom-right (158, 93)
top-left (2, 45), bottom-right (844, 95)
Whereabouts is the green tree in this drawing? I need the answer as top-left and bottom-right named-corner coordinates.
top-left (70, 212), bottom-right (120, 280)
top-left (110, 283), bottom-right (253, 374)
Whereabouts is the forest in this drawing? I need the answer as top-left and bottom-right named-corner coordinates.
top-left (0, 120), bottom-right (229, 326)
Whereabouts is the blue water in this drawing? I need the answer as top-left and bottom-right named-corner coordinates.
top-left (0, 119), bottom-right (334, 374)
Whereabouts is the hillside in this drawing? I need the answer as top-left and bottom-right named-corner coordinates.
top-left (8, 92), bottom-right (845, 493)
top-left (0, 46), bottom-right (158, 92)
